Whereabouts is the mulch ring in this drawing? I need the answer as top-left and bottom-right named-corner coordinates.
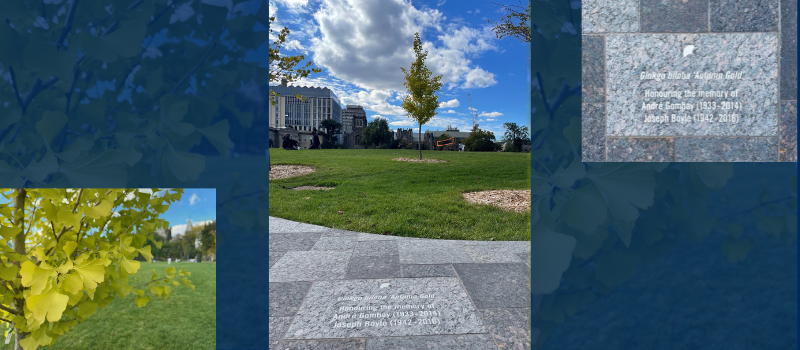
top-left (393, 157), bottom-right (449, 163)
top-left (463, 190), bottom-right (531, 212)
top-left (269, 165), bottom-right (316, 180)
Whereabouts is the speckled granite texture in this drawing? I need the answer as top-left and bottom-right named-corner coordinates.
top-left (606, 33), bottom-right (778, 137)
top-left (582, 0), bottom-right (639, 33)
top-left (641, 0), bottom-right (709, 33)
top-left (268, 217), bottom-right (531, 349)
top-left (674, 137), bottom-right (778, 161)
top-left (583, 0), bottom-right (793, 162)
top-left (780, 101), bottom-right (797, 162)
top-left (582, 36), bottom-right (605, 103)
top-left (710, 0), bottom-right (779, 32)
top-left (582, 103), bottom-right (606, 162)
top-left (607, 138), bottom-right (675, 162)
top-left (781, 0), bottom-right (798, 100)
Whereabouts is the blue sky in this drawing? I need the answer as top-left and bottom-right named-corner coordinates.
top-left (260, 0), bottom-right (530, 137)
top-left (160, 188), bottom-right (216, 236)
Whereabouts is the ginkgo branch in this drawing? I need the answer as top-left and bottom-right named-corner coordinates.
top-left (72, 189), bottom-right (84, 213)
top-left (0, 317), bottom-right (12, 324)
top-left (56, 0), bottom-right (80, 51)
top-left (8, 66), bottom-right (24, 111)
top-left (168, 40), bottom-right (218, 96)
top-left (0, 304), bottom-right (18, 315)
top-left (132, 277), bottom-right (169, 288)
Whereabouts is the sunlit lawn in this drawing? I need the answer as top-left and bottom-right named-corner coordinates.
top-left (7, 262), bottom-right (216, 350)
top-left (268, 148), bottom-right (531, 241)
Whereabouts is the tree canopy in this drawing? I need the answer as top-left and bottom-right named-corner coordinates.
top-left (361, 118), bottom-right (393, 148)
top-left (0, 188), bottom-right (193, 350)
top-left (462, 126), bottom-right (498, 152)
top-left (502, 122), bottom-right (530, 152)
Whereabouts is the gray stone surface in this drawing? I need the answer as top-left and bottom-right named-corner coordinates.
top-left (354, 241), bottom-right (399, 257)
top-left (268, 217), bottom-right (531, 349)
top-left (606, 33), bottom-right (779, 137)
top-left (582, 103), bottom-right (606, 162)
top-left (452, 264), bottom-right (531, 309)
top-left (270, 251), bottom-right (286, 269)
top-left (461, 242), bottom-right (530, 263)
top-left (269, 282), bottom-right (312, 317)
top-left (607, 138), bottom-right (675, 162)
top-left (401, 264), bottom-right (457, 278)
top-left (270, 233), bottom-right (322, 252)
top-left (582, 0), bottom-right (639, 33)
top-left (270, 317), bottom-right (293, 350)
top-left (269, 251), bottom-right (351, 282)
top-left (781, 0), bottom-right (798, 100)
top-left (280, 339), bottom-right (366, 350)
top-left (710, 0), bottom-right (779, 32)
top-left (398, 240), bottom-right (474, 264)
top-left (366, 334), bottom-right (498, 349)
top-left (674, 137), bottom-right (778, 161)
top-left (284, 277), bottom-right (488, 339)
top-left (322, 229), bottom-right (361, 237)
top-left (346, 255), bottom-right (402, 279)
top-left (312, 236), bottom-right (358, 251)
top-left (480, 309), bottom-right (531, 350)
top-left (641, 0), bottom-right (709, 33)
top-left (780, 101), bottom-right (798, 162)
top-left (582, 36), bottom-right (605, 103)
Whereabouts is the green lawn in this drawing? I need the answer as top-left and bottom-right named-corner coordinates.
top-left (6, 262), bottom-right (216, 350)
top-left (269, 148), bottom-right (531, 241)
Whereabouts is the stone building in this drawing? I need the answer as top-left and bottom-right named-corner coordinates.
top-left (423, 125), bottom-right (471, 150)
top-left (268, 82), bottom-right (343, 148)
top-left (343, 105), bottom-right (367, 148)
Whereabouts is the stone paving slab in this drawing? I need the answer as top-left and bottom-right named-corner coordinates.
top-left (269, 216), bottom-right (531, 349)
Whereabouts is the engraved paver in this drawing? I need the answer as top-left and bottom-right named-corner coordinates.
top-left (268, 217), bottom-right (531, 349)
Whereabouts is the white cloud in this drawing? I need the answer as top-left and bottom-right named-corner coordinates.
top-left (480, 111), bottom-right (503, 118)
top-left (372, 115), bottom-right (388, 120)
top-left (189, 193), bottom-right (201, 205)
top-left (443, 109), bottom-right (458, 114)
top-left (390, 119), bottom-right (416, 126)
top-left (436, 0), bottom-right (446, 5)
top-left (171, 219), bottom-right (215, 237)
top-left (439, 99), bottom-right (459, 108)
top-left (462, 67), bottom-right (496, 89)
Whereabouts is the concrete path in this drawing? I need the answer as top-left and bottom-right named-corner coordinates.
top-left (269, 216), bottom-right (531, 350)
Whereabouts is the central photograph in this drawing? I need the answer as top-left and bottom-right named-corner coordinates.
top-left (266, 0), bottom-right (532, 349)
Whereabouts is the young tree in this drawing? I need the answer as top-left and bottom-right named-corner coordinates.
top-left (502, 122), bottom-right (530, 152)
top-left (0, 189), bottom-right (194, 350)
top-left (436, 133), bottom-right (453, 151)
top-left (400, 32), bottom-right (443, 160)
top-left (319, 119), bottom-right (343, 148)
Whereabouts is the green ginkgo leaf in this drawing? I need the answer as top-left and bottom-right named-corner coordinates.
top-left (27, 288), bottom-right (69, 322)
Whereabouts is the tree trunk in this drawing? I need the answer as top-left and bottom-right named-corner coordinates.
top-left (418, 126), bottom-right (422, 160)
top-left (12, 189), bottom-right (26, 350)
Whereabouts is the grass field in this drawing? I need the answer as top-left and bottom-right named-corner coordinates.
top-left (4, 262), bottom-right (216, 350)
top-left (268, 148), bottom-right (531, 241)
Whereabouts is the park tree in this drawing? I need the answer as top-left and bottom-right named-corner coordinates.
top-left (488, 0), bottom-right (531, 42)
top-left (319, 119), bottom-right (342, 149)
top-left (400, 32), bottom-right (443, 159)
top-left (199, 220), bottom-right (216, 258)
top-left (0, 188), bottom-right (194, 350)
top-left (502, 122), bottom-right (529, 152)
top-left (436, 133), bottom-right (453, 151)
top-left (461, 126), bottom-right (498, 152)
top-left (361, 118), bottom-right (393, 148)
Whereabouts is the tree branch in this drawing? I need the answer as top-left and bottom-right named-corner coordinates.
top-left (72, 189), bottom-right (84, 213)
top-left (56, 0), bottom-right (79, 51)
top-left (132, 276), bottom-right (169, 289)
top-left (0, 317), bottom-right (12, 324)
top-left (720, 196), bottom-right (795, 219)
top-left (0, 304), bottom-right (18, 316)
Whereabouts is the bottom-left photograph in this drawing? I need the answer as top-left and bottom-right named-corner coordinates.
top-left (0, 188), bottom-right (216, 350)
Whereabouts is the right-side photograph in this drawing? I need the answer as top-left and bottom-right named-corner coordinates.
top-left (581, 0), bottom-right (796, 162)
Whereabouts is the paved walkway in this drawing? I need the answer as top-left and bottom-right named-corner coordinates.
top-left (269, 216), bottom-right (531, 350)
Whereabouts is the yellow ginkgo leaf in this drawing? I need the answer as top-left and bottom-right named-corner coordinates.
top-left (122, 257), bottom-right (140, 274)
top-left (20, 261), bottom-right (55, 295)
top-left (77, 301), bottom-right (97, 319)
top-left (55, 261), bottom-right (73, 275)
top-left (62, 241), bottom-right (78, 257)
top-left (136, 246), bottom-right (153, 262)
top-left (84, 199), bottom-right (113, 219)
top-left (73, 259), bottom-right (106, 290)
top-left (61, 273), bottom-right (83, 295)
top-left (27, 288), bottom-right (69, 322)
